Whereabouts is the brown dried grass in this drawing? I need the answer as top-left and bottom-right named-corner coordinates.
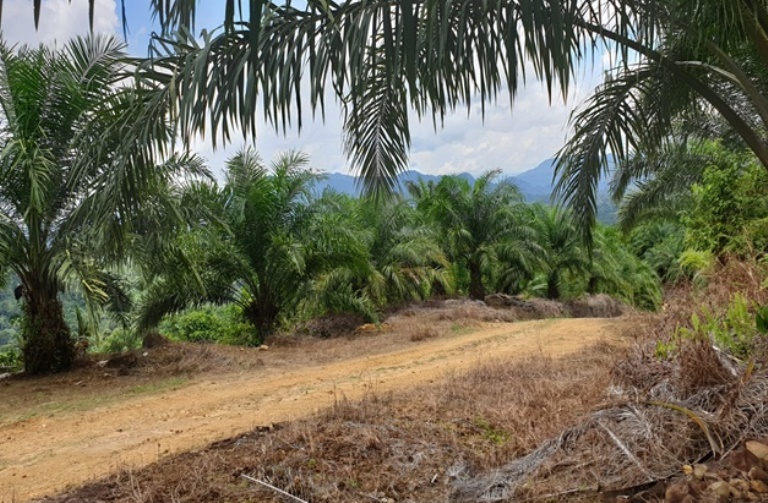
top-left (566, 294), bottom-right (626, 318)
top-left (408, 324), bottom-right (441, 342)
top-left (649, 257), bottom-right (768, 345)
top-left (40, 341), bottom-right (624, 503)
top-left (451, 258), bottom-right (768, 502)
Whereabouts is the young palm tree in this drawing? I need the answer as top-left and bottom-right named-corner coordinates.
top-left (527, 204), bottom-right (589, 300)
top-left (138, 149), bottom-right (374, 340)
top-left (410, 171), bottom-right (534, 300)
top-left (0, 35), bottom-right (192, 374)
top-left (357, 197), bottom-right (454, 306)
top-left (587, 226), bottom-right (662, 310)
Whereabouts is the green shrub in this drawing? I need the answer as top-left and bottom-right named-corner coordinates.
top-left (159, 305), bottom-right (255, 345)
top-left (683, 159), bottom-right (768, 256)
top-left (675, 294), bottom-right (763, 359)
top-left (0, 345), bottom-right (22, 372)
top-left (94, 328), bottom-right (142, 354)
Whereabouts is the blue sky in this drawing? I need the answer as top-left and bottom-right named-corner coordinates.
top-left (1, 0), bottom-right (606, 178)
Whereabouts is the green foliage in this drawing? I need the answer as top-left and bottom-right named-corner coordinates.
top-left (654, 339), bottom-right (677, 361)
top-left (473, 417), bottom-right (511, 446)
top-left (556, 3), bottom-right (768, 241)
top-left (590, 227), bottom-right (662, 311)
top-left (0, 35), bottom-right (203, 373)
top-left (675, 294), bottom-right (763, 359)
top-left (355, 196), bottom-right (454, 307)
top-left (408, 171), bottom-right (535, 300)
top-left (93, 328), bottom-right (142, 354)
top-left (0, 345), bottom-right (22, 372)
top-left (159, 305), bottom-right (255, 345)
top-left (628, 221), bottom-right (688, 283)
top-left (684, 156), bottom-right (768, 256)
top-left (525, 205), bottom-right (588, 300)
top-left (138, 149), bottom-right (376, 339)
top-left (678, 250), bottom-right (716, 284)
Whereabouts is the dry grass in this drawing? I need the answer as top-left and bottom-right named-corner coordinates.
top-left (39, 341), bottom-right (624, 503)
top-left (567, 294), bottom-right (626, 318)
top-left (407, 324), bottom-right (441, 342)
top-left (450, 259), bottom-right (768, 502)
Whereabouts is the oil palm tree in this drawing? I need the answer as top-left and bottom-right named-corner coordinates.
top-left (134, 1), bottom-right (768, 210)
top-left (138, 149), bottom-right (374, 341)
top-left (0, 35), bottom-right (195, 374)
top-left (357, 197), bottom-right (454, 306)
top-left (555, 1), bottom-right (768, 235)
top-left (409, 171), bottom-right (534, 300)
top-left (526, 204), bottom-right (588, 300)
top-left (129, 0), bottom-right (635, 198)
top-left (586, 226), bottom-right (661, 310)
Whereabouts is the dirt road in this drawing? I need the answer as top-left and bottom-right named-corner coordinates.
top-left (0, 317), bottom-right (626, 502)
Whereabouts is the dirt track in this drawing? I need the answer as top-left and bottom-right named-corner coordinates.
top-left (0, 317), bottom-right (626, 502)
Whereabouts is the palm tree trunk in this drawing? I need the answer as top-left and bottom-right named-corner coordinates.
top-left (587, 276), bottom-right (598, 294)
top-left (547, 271), bottom-right (560, 300)
top-left (21, 288), bottom-right (74, 375)
top-left (468, 260), bottom-right (485, 301)
top-left (243, 300), bottom-right (279, 345)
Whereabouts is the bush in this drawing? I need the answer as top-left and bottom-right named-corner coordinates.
top-left (674, 294), bottom-right (764, 359)
top-left (683, 159), bottom-right (768, 256)
top-left (0, 344), bottom-right (22, 372)
top-left (94, 328), bottom-right (142, 354)
top-left (159, 305), bottom-right (255, 345)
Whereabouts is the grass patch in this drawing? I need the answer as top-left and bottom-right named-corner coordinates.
top-left (128, 376), bottom-right (189, 395)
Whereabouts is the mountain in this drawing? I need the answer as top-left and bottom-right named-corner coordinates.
top-left (314, 159), bottom-right (617, 222)
top-left (316, 157), bottom-right (613, 203)
top-left (316, 170), bottom-right (475, 197)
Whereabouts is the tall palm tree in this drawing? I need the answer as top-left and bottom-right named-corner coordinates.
top-left (133, 1), bottom-right (768, 212)
top-left (555, 1), bottom-right (768, 235)
top-left (129, 0), bottom-right (632, 198)
top-left (409, 171), bottom-right (534, 300)
top-left (0, 35), bottom-right (194, 374)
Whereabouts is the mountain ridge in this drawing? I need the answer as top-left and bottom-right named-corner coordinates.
top-left (315, 157), bottom-right (611, 202)
top-left (314, 157), bottom-right (617, 223)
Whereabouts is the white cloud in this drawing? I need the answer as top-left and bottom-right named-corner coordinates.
top-left (2, 0), bottom-right (118, 47)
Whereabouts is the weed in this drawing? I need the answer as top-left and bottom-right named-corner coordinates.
top-left (473, 417), bottom-right (511, 446)
top-left (0, 345), bottom-right (22, 372)
top-left (675, 294), bottom-right (763, 358)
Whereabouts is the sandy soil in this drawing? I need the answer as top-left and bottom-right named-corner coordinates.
top-left (0, 317), bottom-right (626, 502)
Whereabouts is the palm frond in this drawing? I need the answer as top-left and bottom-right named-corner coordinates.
top-left (137, 0), bottom-right (655, 196)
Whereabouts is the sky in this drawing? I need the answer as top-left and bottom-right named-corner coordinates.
top-left (1, 0), bottom-right (607, 178)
